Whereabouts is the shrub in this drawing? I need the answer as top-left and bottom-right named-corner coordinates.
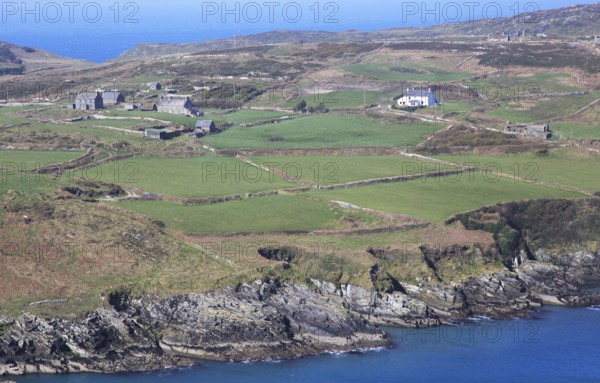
top-left (108, 287), bottom-right (131, 312)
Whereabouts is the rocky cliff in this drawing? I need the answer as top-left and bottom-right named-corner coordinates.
top-left (1, 199), bottom-right (599, 376)
top-left (0, 281), bottom-right (388, 375)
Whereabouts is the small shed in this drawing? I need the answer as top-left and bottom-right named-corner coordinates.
top-left (145, 128), bottom-right (167, 139)
top-left (194, 120), bottom-right (219, 137)
top-left (148, 82), bottom-right (162, 91)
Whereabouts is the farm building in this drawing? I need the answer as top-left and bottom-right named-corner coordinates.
top-left (73, 92), bottom-right (103, 110)
top-left (194, 120), bottom-right (220, 136)
top-left (156, 96), bottom-right (200, 116)
top-left (145, 128), bottom-right (181, 140)
top-left (148, 82), bottom-right (162, 90)
top-left (144, 128), bottom-right (167, 139)
top-left (102, 91), bottom-right (125, 105)
top-left (505, 124), bottom-right (552, 139)
top-left (397, 88), bottom-right (437, 108)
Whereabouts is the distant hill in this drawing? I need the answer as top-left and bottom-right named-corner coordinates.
top-left (0, 41), bottom-right (92, 75)
top-left (116, 3), bottom-right (600, 61)
top-left (412, 2), bottom-right (600, 38)
top-left (114, 30), bottom-right (394, 61)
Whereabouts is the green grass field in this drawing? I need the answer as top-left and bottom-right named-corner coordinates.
top-left (344, 62), bottom-right (473, 82)
top-left (554, 123), bottom-right (600, 140)
top-left (81, 119), bottom-right (151, 129)
top-left (0, 150), bottom-right (81, 214)
top-left (307, 174), bottom-right (585, 223)
top-left (37, 123), bottom-right (146, 143)
top-left (282, 90), bottom-right (392, 110)
top-left (116, 195), bottom-right (341, 233)
top-left (0, 172), bottom-right (65, 200)
top-left (249, 155), bottom-right (459, 184)
top-left (433, 150), bottom-right (600, 193)
top-left (95, 157), bottom-right (295, 198)
top-left (102, 109), bottom-right (290, 126)
top-left (466, 73), bottom-right (582, 97)
top-left (217, 110), bottom-right (290, 124)
top-left (0, 150), bottom-right (83, 170)
top-left (100, 110), bottom-right (198, 126)
top-left (437, 100), bottom-right (484, 115)
top-left (0, 106), bottom-right (33, 126)
top-left (204, 115), bottom-right (444, 149)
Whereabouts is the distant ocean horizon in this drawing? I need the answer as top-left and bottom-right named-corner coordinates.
top-left (3, 0), bottom-right (598, 62)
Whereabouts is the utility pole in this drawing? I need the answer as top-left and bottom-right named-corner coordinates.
top-left (571, 126), bottom-right (574, 140)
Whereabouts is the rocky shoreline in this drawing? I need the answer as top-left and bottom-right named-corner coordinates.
top-left (1, 246), bottom-right (600, 376)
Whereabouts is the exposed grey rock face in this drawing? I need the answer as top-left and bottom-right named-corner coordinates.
top-left (314, 249), bottom-right (600, 326)
top-left (0, 281), bottom-right (388, 376)
top-left (1, 245), bottom-right (599, 376)
top-left (138, 281), bottom-right (388, 362)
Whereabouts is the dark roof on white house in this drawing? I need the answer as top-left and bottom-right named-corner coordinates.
top-left (403, 89), bottom-right (432, 98)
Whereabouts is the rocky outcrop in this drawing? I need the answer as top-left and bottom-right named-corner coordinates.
top-left (139, 281), bottom-right (387, 362)
top-left (0, 281), bottom-right (388, 376)
top-left (2, 252), bottom-right (600, 376)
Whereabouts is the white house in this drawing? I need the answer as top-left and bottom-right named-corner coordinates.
top-left (397, 88), bottom-right (437, 108)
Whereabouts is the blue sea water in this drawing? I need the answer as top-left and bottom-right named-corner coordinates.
top-left (12, 306), bottom-right (600, 383)
top-left (3, 0), bottom-right (599, 62)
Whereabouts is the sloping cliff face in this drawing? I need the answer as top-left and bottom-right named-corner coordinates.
top-left (0, 281), bottom-right (388, 375)
top-left (453, 199), bottom-right (600, 269)
top-left (1, 199), bottom-right (598, 375)
top-left (446, 198), bottom-right (600, 306)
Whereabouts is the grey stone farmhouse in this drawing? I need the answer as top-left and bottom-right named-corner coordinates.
top-left (156, 96), bottom-right (201, 116)
top-left (73, 92), bottom-right (103, 110)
